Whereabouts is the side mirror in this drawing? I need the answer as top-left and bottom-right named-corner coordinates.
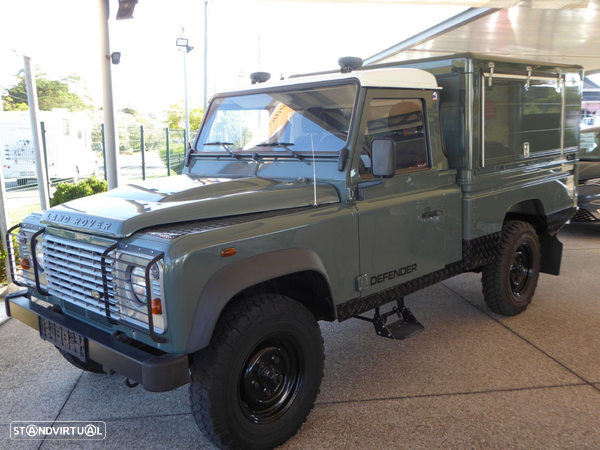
top-left (371, 138), bottom-right (395, 178)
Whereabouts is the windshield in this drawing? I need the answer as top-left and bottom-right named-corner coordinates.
top-left (580, 128), bottom-right (600, 161)
top-left (196, 84), bottom-right (357, 155)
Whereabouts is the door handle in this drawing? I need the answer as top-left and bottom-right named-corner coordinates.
top-left (422, 210), bottom-right (442, 219)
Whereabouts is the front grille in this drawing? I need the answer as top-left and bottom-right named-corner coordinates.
top-left (43, 234), bottom-right (120, 319)
top-left (88, 310), bottom-right (113, 328)
top-left (62, 300), bottom-right (86, 316)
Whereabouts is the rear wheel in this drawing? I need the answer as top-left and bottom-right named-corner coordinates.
top-left (482, 220), bottom-right (541, 315)
top-left (189, 294), bottom-right (324, 450)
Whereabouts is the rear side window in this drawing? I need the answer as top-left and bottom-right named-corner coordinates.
top-left (482, 73), bottom-right (580, 166)
top-left (359, 98), bottom-right (428, 177)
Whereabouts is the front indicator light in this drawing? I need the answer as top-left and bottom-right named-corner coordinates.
top-left (151, 298), bottom-right (163, 315)
top-left (221, 247), bottom-right (237, 257)
top-left (20, 258), bottom-right (31, 270)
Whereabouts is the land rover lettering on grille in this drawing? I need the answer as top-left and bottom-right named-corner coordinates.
top-left (72, 217), bottom-right (112, 231)
top-left (45, 212), bottom-right (71, 223)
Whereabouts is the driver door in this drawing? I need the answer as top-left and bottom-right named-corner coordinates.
top-left (354, 89), bottom-right (460, 295)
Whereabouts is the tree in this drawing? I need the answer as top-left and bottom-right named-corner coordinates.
top-left (2, 95), bottom-right (28, 111)
top-left (165, 101), bottom-right (204, 130)
top-left (120, 107), bottom-right (139, 116)
top-left (3, 69), bottom-right (92, 112)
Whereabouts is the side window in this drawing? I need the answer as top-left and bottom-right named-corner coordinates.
top-left (359, 98), bottom-right (428, 177)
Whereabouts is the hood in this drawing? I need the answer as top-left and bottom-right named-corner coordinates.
top-left (41, 175), bottom-right (340, 238)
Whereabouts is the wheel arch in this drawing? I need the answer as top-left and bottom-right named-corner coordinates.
top-left (184, 248), bottom-right (335, 354)
top-left (504, 199), bottom-right (546, 231)
top-left (503, 199), bottom-right (564, 276)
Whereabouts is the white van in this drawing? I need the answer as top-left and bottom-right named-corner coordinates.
top-left (1, 110), bottom-right (98, 185)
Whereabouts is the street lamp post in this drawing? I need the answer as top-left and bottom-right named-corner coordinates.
top-left (176, 35), bottom-right (194, 146)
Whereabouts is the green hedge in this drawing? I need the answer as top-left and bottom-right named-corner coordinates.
top-left (50, 176), bottom-right (108, 207)
top-left (159, 146), bottom-right (186, 175)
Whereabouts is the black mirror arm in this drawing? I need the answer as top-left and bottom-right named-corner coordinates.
top-left (337, 147), bottom-right (349, 171)
top-left (355, 178), bottom-right (383, 201)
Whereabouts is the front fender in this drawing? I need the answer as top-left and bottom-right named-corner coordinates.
top-left (184, 247), bottom-right (332, 354)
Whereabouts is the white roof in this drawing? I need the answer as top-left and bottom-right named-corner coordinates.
top-left (226, 68), bottom-right (439, 93)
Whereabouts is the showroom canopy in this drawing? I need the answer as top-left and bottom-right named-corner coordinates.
top-left (365, 0), bottom-right (600, 74)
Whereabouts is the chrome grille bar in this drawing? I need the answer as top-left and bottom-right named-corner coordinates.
top-left (41, 232), bottom-right (165, 342)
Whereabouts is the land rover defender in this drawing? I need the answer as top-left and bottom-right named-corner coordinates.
top-left (5, 54), bottom-right (581, 449)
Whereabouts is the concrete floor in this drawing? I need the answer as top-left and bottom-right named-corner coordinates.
top-left (1, 223), bottom-right (599, 449)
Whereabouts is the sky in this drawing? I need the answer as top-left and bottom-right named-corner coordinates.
top-left (0, 0), bottom-right (467, 117)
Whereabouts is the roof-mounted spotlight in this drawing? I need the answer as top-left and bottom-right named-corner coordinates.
top-left (250, 72), bottom-right (271, 84)
top-left (116, 0), bottom-right (138, 20)
top-left (338, 56), bottom-right (363, 74)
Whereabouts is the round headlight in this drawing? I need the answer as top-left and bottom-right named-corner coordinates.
top-left (35, 241), bottom-right (44, 273)
top-left (128, 266), bottom-right (147, 305)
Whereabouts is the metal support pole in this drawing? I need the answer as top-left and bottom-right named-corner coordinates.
top-left (40, 121), bottom-right (50, 183)
top-left (98, 0), bottom-right (120, 190)
top-left (183, 45), bottom-right (190, 147)
top-left (23, 56), bottom-right (50, 211)
top-left (166, 128), bottom-right (171, 176)
top-left (101, 124), bottom-right (107, 181)
top-left (140, 125), bottom-right (146, 181)
top-left (0, 150), bottom-right (13, 283)
top-left (204, 0), bottom-right (208, 110)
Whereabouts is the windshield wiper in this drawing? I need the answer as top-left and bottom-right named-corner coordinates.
top-left (202, 142), bottom-right (239, 159)
top-left (256, 142), bottom-right (304, 161)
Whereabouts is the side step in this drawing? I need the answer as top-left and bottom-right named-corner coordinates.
top-left (354, 297), bottom-right (424, 340)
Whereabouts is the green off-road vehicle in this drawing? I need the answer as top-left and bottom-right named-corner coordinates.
top-left (6, 54), bottom-right (581, 449)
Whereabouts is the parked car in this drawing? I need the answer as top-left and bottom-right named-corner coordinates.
top-left (5, 54), bottom-right (581, 450)
top-left (572, 125), bottom-right (600, 222)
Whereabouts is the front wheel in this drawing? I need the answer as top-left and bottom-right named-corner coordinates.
top-left (189, 294), bottom-right (324, 450)
top-left (482, 220), bottom-right (541, 315)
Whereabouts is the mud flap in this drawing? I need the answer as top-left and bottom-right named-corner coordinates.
top-left (539, 234), bottom-right (563, 276)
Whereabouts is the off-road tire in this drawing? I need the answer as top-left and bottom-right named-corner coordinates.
top-left (482, 220), bottom-right (541, 316)
top-left (57, 348), bottom-right (106, 374)
top-left (189, 294), bottom-right (324, 450)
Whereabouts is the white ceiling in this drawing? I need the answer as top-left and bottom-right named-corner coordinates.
top-left (365, 0), bottom-right (600, 74)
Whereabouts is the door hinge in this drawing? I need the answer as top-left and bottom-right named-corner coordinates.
top-left (348, 186), bottom-right (357, 201)
top-left (488, 62), bottom-right (495, 87)
top-left (355, 274), bottom-right (369, 292)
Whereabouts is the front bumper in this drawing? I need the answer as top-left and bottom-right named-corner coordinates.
top-left (4, 292), bottom-right (189, 392)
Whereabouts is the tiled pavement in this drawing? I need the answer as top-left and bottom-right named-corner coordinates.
top-left (1, 223), bottom-right (599, 449)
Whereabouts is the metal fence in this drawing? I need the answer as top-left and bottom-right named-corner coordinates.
top-left (93, 124), bottom-right (197, 183)
top-left (1, 122), bottom-right (197, 227)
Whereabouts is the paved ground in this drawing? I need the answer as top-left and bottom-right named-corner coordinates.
top-left (1, 223), bottom-right (599, 449)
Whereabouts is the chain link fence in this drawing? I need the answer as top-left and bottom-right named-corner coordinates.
top-left (93, 124), bottom-right (196, 183)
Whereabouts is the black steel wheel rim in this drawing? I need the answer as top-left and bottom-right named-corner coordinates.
top-left (238, 333), bottom-right (303, 424)
top-left (510, 242), bottom-right (534, 297)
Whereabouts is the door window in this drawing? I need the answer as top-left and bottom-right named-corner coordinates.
top-left (359, 98), bottom-right (428, 177)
